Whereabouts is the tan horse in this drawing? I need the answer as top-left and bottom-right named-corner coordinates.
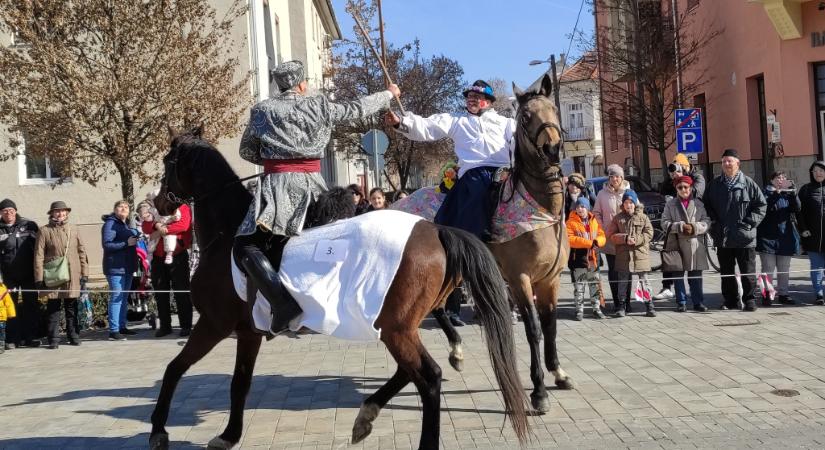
top-left (493, 74), bottom-right (572, 413)
top-left (435, 74), bottom-right (572, 414)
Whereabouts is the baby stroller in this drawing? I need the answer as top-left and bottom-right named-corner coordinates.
top-left (127, 238), bottom-right (157, 329)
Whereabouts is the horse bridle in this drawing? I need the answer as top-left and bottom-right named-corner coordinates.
top-left (161, 146), bottom-right (262, 206)
top-left (162, 152), bottom-right (193, 206)
top-left (514, 96), bottom-right (566, 275)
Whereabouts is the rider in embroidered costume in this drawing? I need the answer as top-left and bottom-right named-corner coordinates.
top-left (385, 79), bottom-right (515, 325)
top-left (235, 60), bottom-right (400, 335)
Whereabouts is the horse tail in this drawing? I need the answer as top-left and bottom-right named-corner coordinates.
top-left (437, 226), bottom-right (530, 443)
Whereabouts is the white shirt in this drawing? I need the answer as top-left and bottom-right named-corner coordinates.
top-left (397, 109), bottom-right (515, 177)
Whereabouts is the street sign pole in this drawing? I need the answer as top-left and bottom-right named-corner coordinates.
top-left (675, 108), bottom-right (704, 155)
top-left (373, 131), bottom-right (380, 188)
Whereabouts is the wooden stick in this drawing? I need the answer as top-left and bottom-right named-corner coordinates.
top-left (351, 12), bottom-right (405, 114)
top-left (377, 0), bottom-right (388, 87)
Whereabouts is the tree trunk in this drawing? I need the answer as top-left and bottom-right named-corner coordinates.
top-left (117, 166), bottom-right (135, 206)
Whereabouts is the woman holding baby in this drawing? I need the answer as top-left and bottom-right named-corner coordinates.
top-left (101, 200), bottom-right (140, 341)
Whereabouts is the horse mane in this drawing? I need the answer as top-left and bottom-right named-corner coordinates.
top-left (171, 131), bottom-right (252, 234)
top-left (305, 187), bottom-right (356, 228)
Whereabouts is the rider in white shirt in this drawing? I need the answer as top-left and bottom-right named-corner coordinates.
top-left (386, 80), bottom-right (515, 237)
top-left (386, 80), bottom-right (515, 325)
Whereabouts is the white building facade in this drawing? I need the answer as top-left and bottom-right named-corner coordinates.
top-left (0, 0), bottom-right (344, 277)
top-left (559, 53), bottom-right (604, 178)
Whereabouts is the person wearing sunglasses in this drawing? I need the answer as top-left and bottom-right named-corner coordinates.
top-left (654, 153), bottom-right (707, 301)
top-left (661, 176), bottom-right (711, 312)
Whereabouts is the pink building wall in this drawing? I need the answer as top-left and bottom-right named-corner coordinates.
top-left (597, 0), bottom-right (825, 182)
top-left (685, 0), bottom-right (825, 161)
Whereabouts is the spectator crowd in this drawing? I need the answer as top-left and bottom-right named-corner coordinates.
top-left (567, 149), bottom-right (825, 321)
top-left (2, 150), bottom-right (824, 352)
top-left (0, 189), bottom-right (194, 351)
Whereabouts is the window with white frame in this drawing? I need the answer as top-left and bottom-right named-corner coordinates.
top-left (17, 134), bottom-right (69, 184)
top-left (568, 103), bottom-right (584, 128)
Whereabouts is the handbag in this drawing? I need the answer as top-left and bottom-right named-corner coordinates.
top-left (660, 224), bottom-right (684, 272)
top-left (43, 228), bottom-right (72, 288)
top-left (78, 282), bottom-right (94, 330)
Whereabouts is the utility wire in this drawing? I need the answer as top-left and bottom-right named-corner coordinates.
top-left (560, 0), bottom-right (587, 76)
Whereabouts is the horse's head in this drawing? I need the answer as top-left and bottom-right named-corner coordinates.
top-left (155, 125), bottom-right (205, 215)
top-left (512, 73), bottom-right (564, 171)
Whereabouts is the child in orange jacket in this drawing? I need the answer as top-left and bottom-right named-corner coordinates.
top-left (566, 197), bottom-right (607, 320)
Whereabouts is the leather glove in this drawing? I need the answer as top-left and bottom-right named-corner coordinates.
top-left (682, 223), bottom-right (695, 235)
top-left (802, 230), bottom-right (812, 238)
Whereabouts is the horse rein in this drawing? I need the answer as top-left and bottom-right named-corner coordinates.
top-left (162, 149), bottom-right (263, 206)
top-left (514, 97), bottom-right (566, 278)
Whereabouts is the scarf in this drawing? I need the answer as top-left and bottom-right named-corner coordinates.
top-left (724, 171), bottom-right (741, 190)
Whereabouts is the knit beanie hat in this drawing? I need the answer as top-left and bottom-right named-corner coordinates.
top-left (721, 148), bottom-right (739, 160)
top-left (672, 153), bottom-right (690, 170)
top-left (607, 164), bottom-right (624, 177)
top-left (0, 198), bottom-right (16, 211)
top-left (575, 197), bottom-right (591, 211)
top-left (622, 189), bottom-right (639, 205)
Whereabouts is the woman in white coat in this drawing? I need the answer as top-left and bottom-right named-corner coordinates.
top-left (661, 176), bottom-right (711, 312)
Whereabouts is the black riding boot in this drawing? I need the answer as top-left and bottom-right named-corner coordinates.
top-left (239, 246), bottom-right (303, 336)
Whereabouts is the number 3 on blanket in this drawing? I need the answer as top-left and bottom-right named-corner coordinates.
top-left (313, 239), bottom-right (349, 263)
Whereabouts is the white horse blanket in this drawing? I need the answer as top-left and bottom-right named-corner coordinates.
top-left (231, 210), bottom-right (422, 341)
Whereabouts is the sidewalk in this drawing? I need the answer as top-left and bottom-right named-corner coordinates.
top-left (1, 256), bottom-right (825, 449)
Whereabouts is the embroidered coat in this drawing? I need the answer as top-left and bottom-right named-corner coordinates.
top-left (237, 89), bottom-right (394, 237)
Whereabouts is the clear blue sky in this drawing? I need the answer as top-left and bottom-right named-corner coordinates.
top-left (331, 0), bottom-right (594, 92)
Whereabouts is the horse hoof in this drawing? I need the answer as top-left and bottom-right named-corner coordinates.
top-left (351, 419), bottom-right (373, 444)
top-left (449, 354), bottom-right (464, 372)
top-left (531, 396), bottom-right (550, 414)
top-left (149, 432), bottom-right (169, 450)
top-left (206, 436), bottom-right (235, 449)
top-left (555, 377), bottom-right (575, 390)
top-left (351, 403), bottom-right (380, 444)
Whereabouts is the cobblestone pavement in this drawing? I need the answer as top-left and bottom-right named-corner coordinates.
top-left (3, 256), bottom-right (825, 449)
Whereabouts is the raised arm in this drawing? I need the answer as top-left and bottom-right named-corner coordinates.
top-left (326, 90), bottom-right (394, 124)
top-left (394, 111), bottom-right (458, 142)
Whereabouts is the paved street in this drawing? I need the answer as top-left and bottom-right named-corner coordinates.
top-left (3, 256), bottom-right (825, 449)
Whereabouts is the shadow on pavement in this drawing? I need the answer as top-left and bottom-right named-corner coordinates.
top-left (1, 373), bottom-right (396, 427)
top-left (0, 435), bottom-right (200, 450)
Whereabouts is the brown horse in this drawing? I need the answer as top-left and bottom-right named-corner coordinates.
top-left (148, 128), bottom-right (529, 450)
top-left (437, 74), bottom-right (573, 413)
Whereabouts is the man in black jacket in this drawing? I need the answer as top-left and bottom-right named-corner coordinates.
top-left (796, 160), bottom-right (825, 304)
top-left (0, 199), bottom-right (41, 349)
top-left (702, 150), bottom-right (767, 312)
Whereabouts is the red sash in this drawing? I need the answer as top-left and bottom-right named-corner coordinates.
top-left (263, 159), bottom-right (321, 173)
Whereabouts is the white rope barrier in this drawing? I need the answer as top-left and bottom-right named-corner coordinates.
top-left (6, 266), bottom-right (825, 294)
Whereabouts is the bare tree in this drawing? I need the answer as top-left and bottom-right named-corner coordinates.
top-left (488, 78), bottom-right (516, 118)
top-left (0, 0), bottom-right (250, 203)
top-left (330, 0), bottom-right (464, 190)
top-left (592, 0), bottom-right (721, 181)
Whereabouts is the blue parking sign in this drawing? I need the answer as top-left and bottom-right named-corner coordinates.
top-left (675, 108), bottom-right (703, 154)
